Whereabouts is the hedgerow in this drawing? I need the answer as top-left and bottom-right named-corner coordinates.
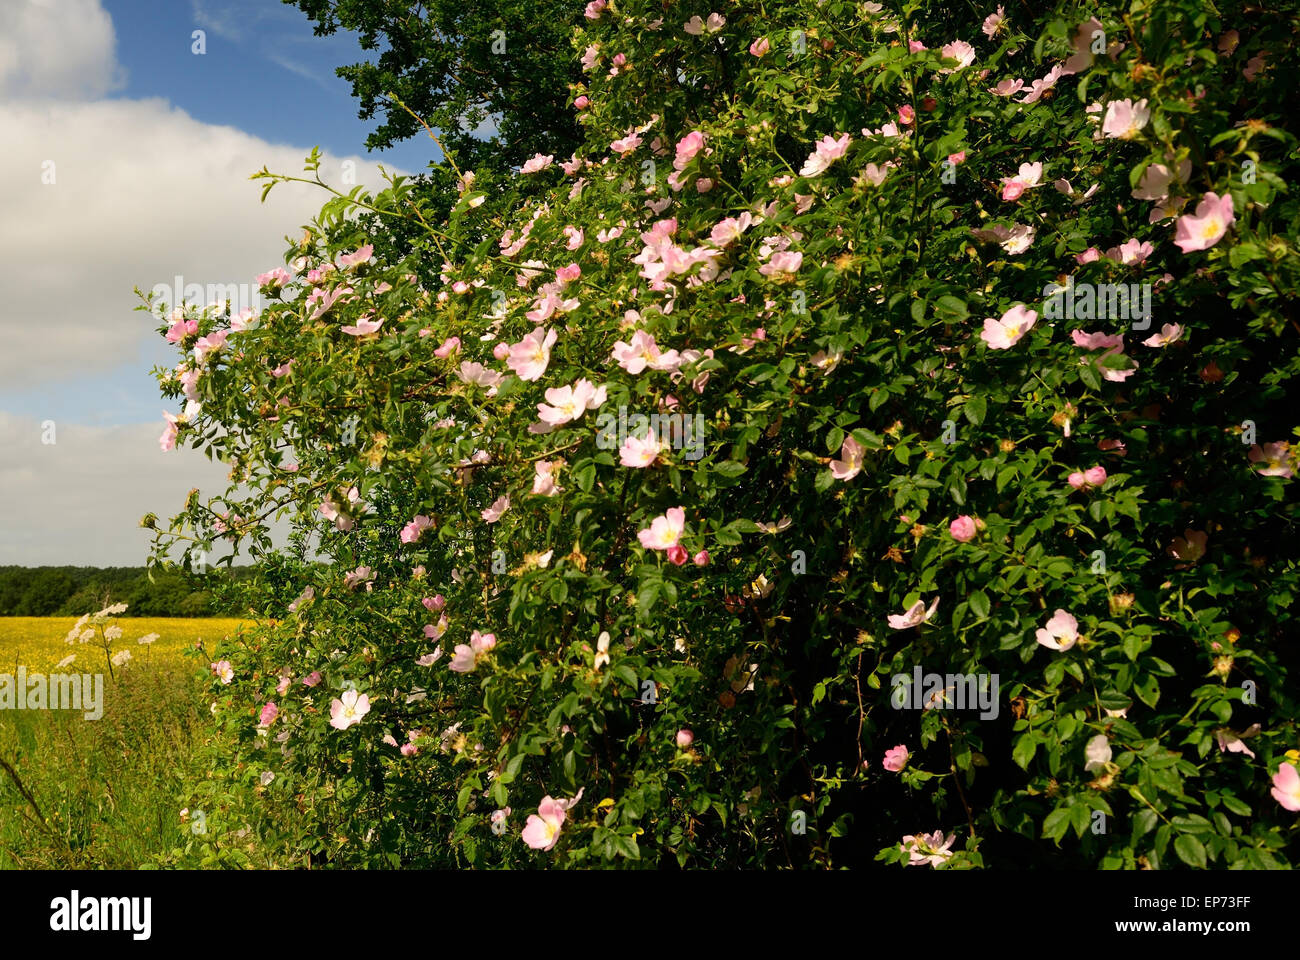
top-left (148, 0), bottom-right (1300, 869)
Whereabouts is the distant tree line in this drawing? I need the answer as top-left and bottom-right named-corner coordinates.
top-left (0, 566), bottom-right (254, 617)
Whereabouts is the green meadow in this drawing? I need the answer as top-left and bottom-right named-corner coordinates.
top-left (0, 617), bottom-right (243, 868)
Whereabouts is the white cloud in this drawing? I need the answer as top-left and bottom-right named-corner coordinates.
top-left (0, 0), bottom-right (124, 101)
top-left (190, 0), bottom-right (244, 42)
top-left (0, 0), bottom-right (406, 564)
top-left (0, 412), bottom-right (242, 565)
top-left (0, 96), bottom-right (399, 390)
top-left (264, 51), bottom-right (334, 90)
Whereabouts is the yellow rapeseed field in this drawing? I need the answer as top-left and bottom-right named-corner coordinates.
top-left (0, 617), bottom-right (249, 672)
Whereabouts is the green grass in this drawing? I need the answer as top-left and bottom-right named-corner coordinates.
top-left (0, 617), bottom-right (243, 868)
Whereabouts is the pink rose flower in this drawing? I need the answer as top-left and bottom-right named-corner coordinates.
top-left (888, 597), bottom-right (940, 630)
top-left (256, 267), bottom-right (293, 288)
top-left (329, 689), bottom-right (370, 730)
top-left (760, 249), bottom-right (803, 277)
top-left (829, 435), bottom-right (864, 481)
top-left (506, 326), bottom-right (557, 381)
top-left (611, 329), bottom-right (681, 374)
top-left (982, 5), bottom-right (1006, 37)
top-left (620, 430), bottom-right (665, 468)
top-left (980, 304), bottom-right (1037, 350)
top-left (1174, 192), bottom-right (1235, 253)
top-left (1068, 466), bottom-right (1107, 490)
top-left (948, 516), bottom-right (977, 542)
top-left (882, 745), bottom-right (909, 772)
top-left (401, 514), bottom-right (435, 544)
top-left (340, 315), bottom-right (383, 337)
top-left (639, 507), bottom-right (686, 550)
top-left (939, 40), bottom-right (976, 71)
top-left (1142, 323), bottom-right (1182, 348)
top-left (537, 378), bottom-right (607, 426)
top-left (481, 496), bottom-right (510, 523)
top-left (1167, 529), bottom-right (1207, 563)
top-left (1035, 609), bottom-right (1079, 651)
top-left (1101, 98), bottom-right (1150, 139)
top-left (520, 153), bottom-right (553, 174)
top-left (1272, 763), bottom-right (1300, 812)
top-left (449, 630), bottom-right (497, 673)
top-left (521, 790), bottom-right (584, 850)
top-left (165, 317), bottom-right (198, 343)
top-left (1213, 724), bottom-right (1260, 760)
top-left (1248, 441), bottom-right (1294, 478)
top-left (901, 830), bottom-right (956, 867)
top-left (675, 131), bottom-right (706, 168)
top-left (532, 460), bottom-right (563, 497)
top-left (1104, 238), bottom-right (1154, 266)
top-left (999, 162), bottom-right (1042, 202)
top-left (799, 133), bottom-right (851, 178)
top-left (338, 244), bottom-right (373, 268)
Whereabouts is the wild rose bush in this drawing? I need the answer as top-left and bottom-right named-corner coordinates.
top-left (149, 0), bottom-right (1300, 868)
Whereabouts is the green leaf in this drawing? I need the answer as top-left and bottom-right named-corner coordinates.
top-left (1013, 733), bottom-right (1039, 770)
top-left (1220, 795), bottom-right (1251, 817)
top-left (1069, 802), bottom-right (1093, 838)
top-left (1098, 690), bottom-right (1131, 710)
top-left (613, 663), bottom-right (638, 687)
top-left (1131, 807), bottom-right (1158, 839)
top-left (611, 833), bottom-right (641, 860)
top-left (1174, 833), bottom-right (1207, 869)
top-left (636, 579), bottom-right (662, 618)
top-left (968, 590), bottom-right (990, 620)
top-left (934, 295), bottom-right (969, 322)
top-left (1134, 673), bottom-right (1160, 708)
top-left (1078, 362), bottom-right (1101, 391)
top-left (1042, 807), bottom-right (1070, 842)
top-left (964, 395), bottom-right (987, 426)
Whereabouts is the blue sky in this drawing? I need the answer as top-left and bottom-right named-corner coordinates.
top-left (0, 0), bottom-right (446, 563)
top-left (105, 0), bottom-right (436, 176)
top-left (2, 0), bottom-right (433, 429)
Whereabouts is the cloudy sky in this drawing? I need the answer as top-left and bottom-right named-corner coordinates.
top-left (0, 0), bottom-right (432, 566)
